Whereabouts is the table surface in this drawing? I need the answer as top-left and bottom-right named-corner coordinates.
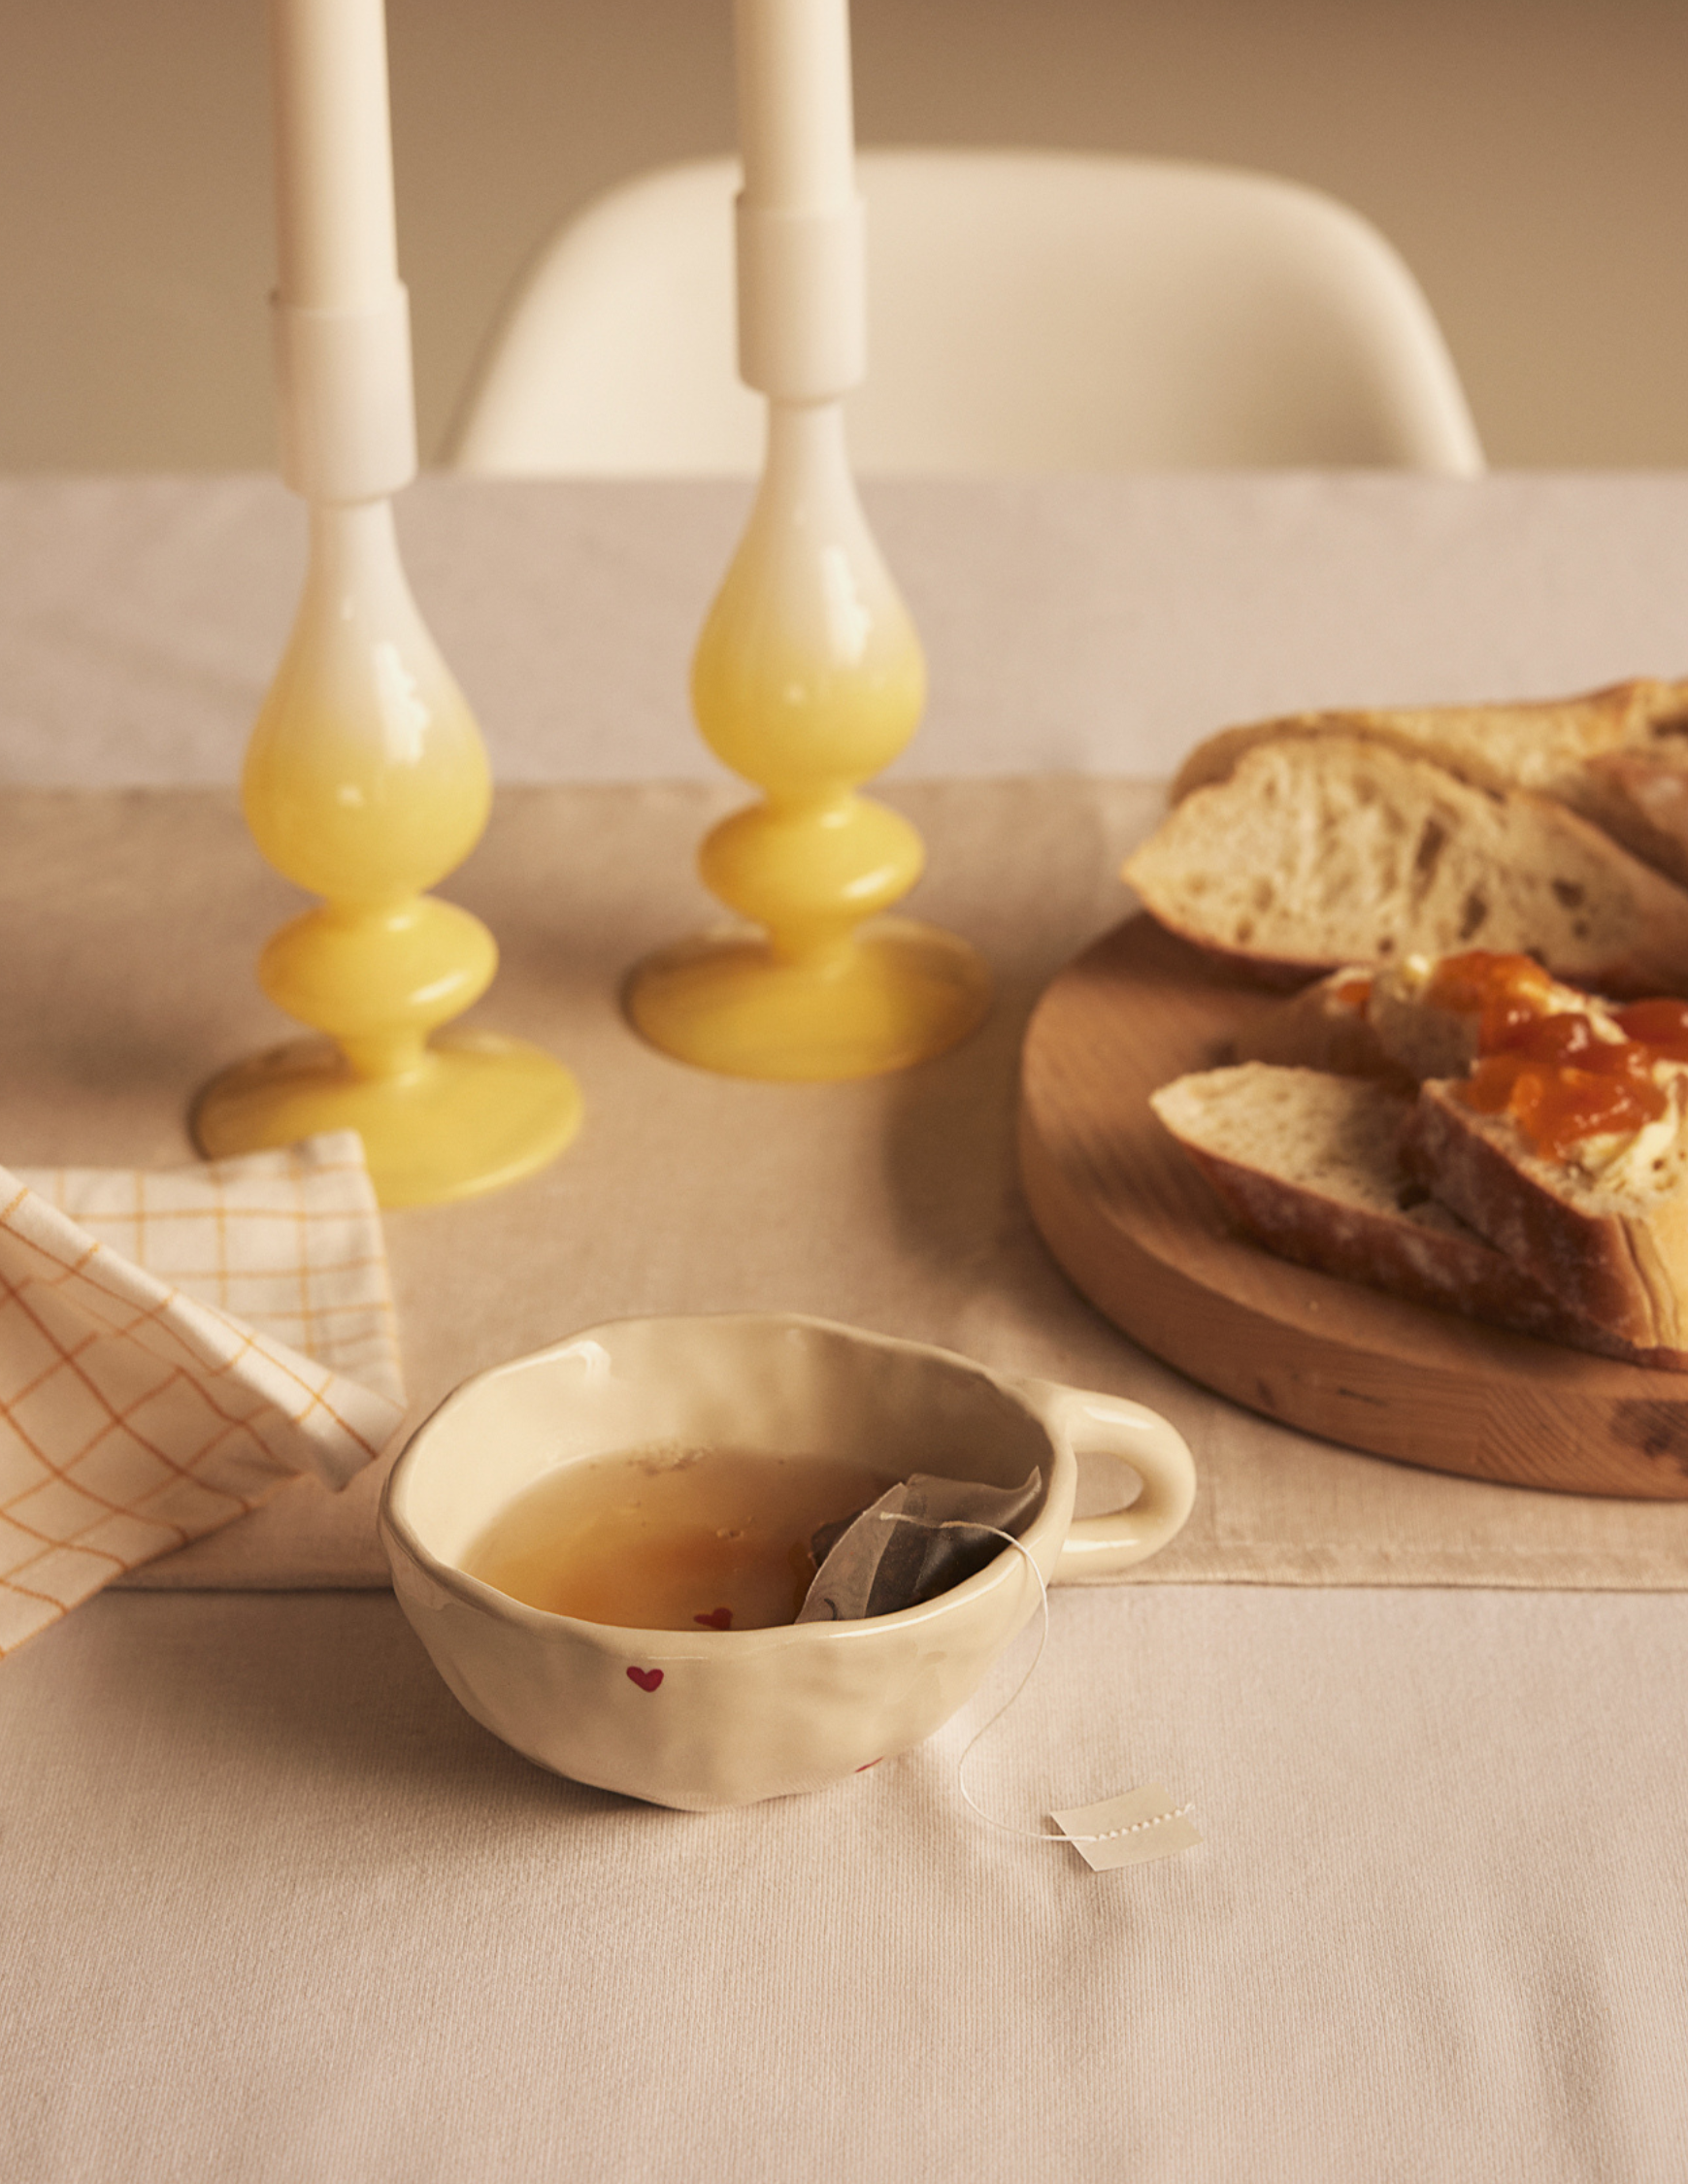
top-left (4, 473), bottom-right (1686, 2184)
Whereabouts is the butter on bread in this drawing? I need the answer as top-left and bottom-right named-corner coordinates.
top-left (1244, 953), bottom-right (1631, 1087)
top-left (1402, 1077), bottom-right (1688, 1354)
top-left (1231, 956), bottom-right (1493, 1084)
top-left (1124, 734), bottom-right (1688, 995)
top-left (1243, 949), bottom-right (1681, 1138)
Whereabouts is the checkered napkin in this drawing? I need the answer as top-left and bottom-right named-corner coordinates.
top-left (0, 1132), bottom-right (405, 1656)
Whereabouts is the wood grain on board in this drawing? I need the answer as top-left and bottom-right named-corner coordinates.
top-left (1018, 913), bottom-right (1688, 1499)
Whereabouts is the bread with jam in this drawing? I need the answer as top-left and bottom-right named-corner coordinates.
top-left (1147, 1063), bottom-right (1658, 1357)
top-left (1390, 955), bottom-right (1688, 1351)
top-left (1156, 950), bottom-right (1688, 1366)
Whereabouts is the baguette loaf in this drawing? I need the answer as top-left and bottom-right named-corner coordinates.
top-left (1171, 676), bottom-right (1688, 884)
top-left (1150, 1063), bottom-right (1688, 1367)
top-left (1123, 734), bottom-right (1688, 994)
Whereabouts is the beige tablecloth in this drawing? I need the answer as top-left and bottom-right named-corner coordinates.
top-left (4, 476), bottom-right (1687, 2184)
top-left (5, 779), bottom-right (1687, 1593)
top-left (12, 471), bottom-right (1688, 790)
top-left (7, 1578), bottom-right (1684, 2184)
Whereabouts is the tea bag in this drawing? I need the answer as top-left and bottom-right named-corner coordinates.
top-left (796, 1469), bottom-right (1043, 1622)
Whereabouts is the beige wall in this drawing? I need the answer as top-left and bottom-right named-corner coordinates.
top-left (3, 0), bottom-right (1685, 472)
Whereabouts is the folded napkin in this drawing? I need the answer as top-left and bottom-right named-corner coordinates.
top-left (0, 1132), bottom-right (404, 1656)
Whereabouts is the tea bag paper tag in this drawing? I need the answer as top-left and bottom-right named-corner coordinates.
top-left (1050, 1784), bottom-right (1202, 1873)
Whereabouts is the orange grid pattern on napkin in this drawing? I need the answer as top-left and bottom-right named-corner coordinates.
top-left (0, 1133), bottom-right (404, 1656)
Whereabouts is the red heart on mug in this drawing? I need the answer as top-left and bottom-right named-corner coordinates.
top-left (693, 1606), bottom-right (734, 1630)
top-left (626, 1666), bottom-right (663, 1693)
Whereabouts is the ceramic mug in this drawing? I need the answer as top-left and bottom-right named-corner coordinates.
top-left (380, 1313), bottom-right (1196, 1810)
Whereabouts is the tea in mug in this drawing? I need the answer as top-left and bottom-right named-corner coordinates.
top-left (462, 1445), bottom-right (896, 1631)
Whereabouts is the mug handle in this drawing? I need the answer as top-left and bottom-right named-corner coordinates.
top-left (1024, 1383), bottom-right (1197, 1583)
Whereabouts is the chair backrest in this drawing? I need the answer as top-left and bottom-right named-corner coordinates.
top-left (447, 149), bottom-right (1483, 477)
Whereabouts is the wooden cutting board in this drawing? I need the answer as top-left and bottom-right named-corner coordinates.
top-left (1018, 913), bottom-right (1688, 1499)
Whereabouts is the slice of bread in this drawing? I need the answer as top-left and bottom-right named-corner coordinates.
top-left (1239, 952), bottom-right (1638, 1085)
top-left (1150, 1062), bottom-right (1688, 1367)
top-left (1170, 677), bottom-right (1688, 883)
top-left (1363, 954), bottom-right (1636, 1083)
top-left (1364, 960), bottom-right (1489, 1081)
top-left (1231, 969), bottom-right (1405, 1081)
top-left (1123, 734), bottom-right (1688, 994)
top-left (1401, 1078), bottom-right (1688, 1352)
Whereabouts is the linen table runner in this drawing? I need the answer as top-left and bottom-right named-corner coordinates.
top-left (5, 780), bottom-right (1687, 1594)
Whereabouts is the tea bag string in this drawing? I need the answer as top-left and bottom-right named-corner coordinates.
top-left (877, 1513), bottom-right (1193, 1849)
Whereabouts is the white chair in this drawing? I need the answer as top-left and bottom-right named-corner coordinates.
top-left (447, 149), bottom-right (1483, 477)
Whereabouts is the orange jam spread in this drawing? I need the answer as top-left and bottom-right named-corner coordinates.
top-left (1611, 998), bottom-right (1688, 1062)
top-left (1428, 950), bottom-right (1678, 1159)
top-left (1332, 974), bottom-right (1374, 1010)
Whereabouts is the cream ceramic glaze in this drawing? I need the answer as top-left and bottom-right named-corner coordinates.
top-left (380, 1314), bottom-right (1196, 1810)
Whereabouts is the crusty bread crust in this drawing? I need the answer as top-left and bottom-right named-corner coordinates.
top-left (1580, 748), bottom-right (1688, 885)
top-left (1125, 734), bottom-right (1688, 995)
top-left (1401, 1081), bottom-right (1688, 1351)
top-left (1151, 1066), bottom-right (1686, 1365)
top-left (1171, 678), bottom-right (1688, 882)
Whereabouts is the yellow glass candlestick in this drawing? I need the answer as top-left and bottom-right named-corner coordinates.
top-left (192, 500), bottom-right (582, 1205)
top-left (627, 403), bottom-right (991, 1079)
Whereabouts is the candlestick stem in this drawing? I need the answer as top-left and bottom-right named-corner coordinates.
top-left (626, 400), bottom-right (990, 1078)
top-left (191, 501), bottom-right (581, 1207)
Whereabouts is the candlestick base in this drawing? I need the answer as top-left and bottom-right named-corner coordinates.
top-left (624, 917), bottom-right (991, 1081)
top-left (191, 1032), bottom-right (582, 1208)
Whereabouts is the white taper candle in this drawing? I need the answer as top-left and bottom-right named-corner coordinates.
top-left (732, 0), bottom-right (865, 403)
top-left (270, 0), bottom-right (399, 311)
top-left (734, 0), bottom-right (856, 213)
top-left (266, 0), bottom-right (415, 504)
